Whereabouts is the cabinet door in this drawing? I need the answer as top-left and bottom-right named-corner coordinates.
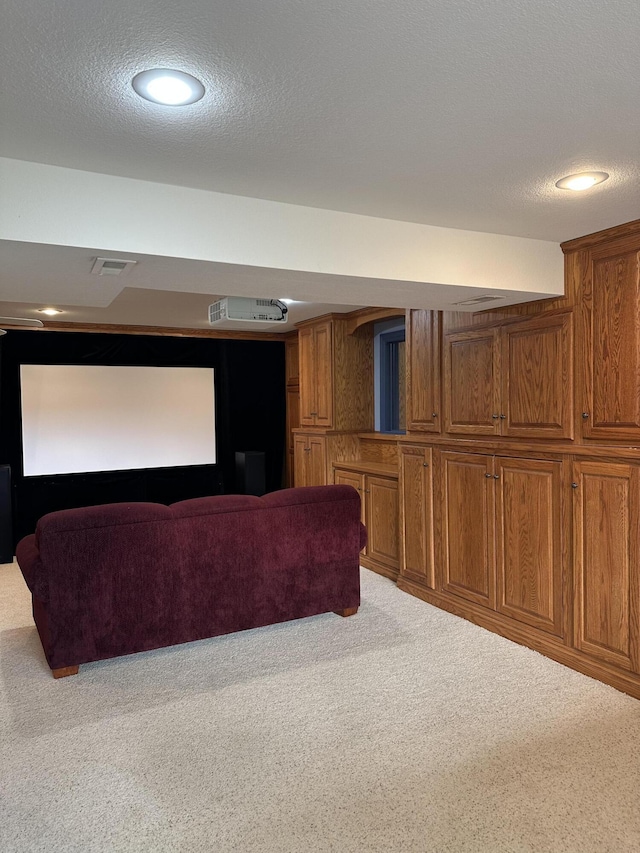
top-left (406, 310), bottom-right (441, 432)
top-left (307, 435), bottom-right (327, 486)
top-left (313, 321), bottom-right (333, 428)
top-left (573, 461), bottom-right (640, 671)
top-left (285, 387), bottom-right (300, 487)
top-left (293, 435), bottom-right (309, 487)
top-left (582, 245), bottom-right (640, 441)
top-left (298, 327), bottom-right (316, 426)
top-left (366, 475), bottom-right (399, 571)
top-left (502, 313), bottom-right (573, 439)
top-left (444, 329), bottom-right (500, 435)
top-left (496, 457), bottom-right (564, 636)
top-left (399, 445), bottom-right (434, 588)
top-left (334, 468), bottom-right (366, 554)
top-left (441, 451), bottom-right (495, 607)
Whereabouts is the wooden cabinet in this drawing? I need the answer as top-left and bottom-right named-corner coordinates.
top-left (439, 450), bottom-right (565, 636)
top-left (406, 310), bottom-right (441, 433)
top-left (285, 386), bottom-right (300, 487)
top-left (501, 312), bottom-right (573, 439)
top-left (333, 468), bottom-right (367, 554)
top-left (441, 451), bottom-right (496, 607)
top-left (299, 320), bottom-right (333, 427)
top-left (333, 462), bottom-right (399, 579)
top-left (293, 434), bottom-right (326, 487)
top-left (572, 460), bottom-right (640, 671)
top-left (495, 456), bottom-right (564, 636)
top-left (443, 313), bottom-right (573, 439)
top-left (298, 316), bottom-right (373, 431)
top-left (580, 240), bottom-right (640, 441)
top-left (399, 444), bottom-right (435, 588)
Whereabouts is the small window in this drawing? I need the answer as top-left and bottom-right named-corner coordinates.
top-left (376, 321), bottom-right (406, 433)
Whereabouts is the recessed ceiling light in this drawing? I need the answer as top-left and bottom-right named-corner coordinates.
top-left (132, 69), bottom-right (205, 106)
top-left (38, 308), bottom-right (63, 316)
top-left (555, 171), bottom-right (609, 191)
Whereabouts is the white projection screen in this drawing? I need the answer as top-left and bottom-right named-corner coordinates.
top-left (20, 365), bottom-right (216, 476)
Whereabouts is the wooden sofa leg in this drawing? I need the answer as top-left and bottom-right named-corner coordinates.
top-left (52, 665), bottom-right (79, 679)
top-left (334, 607), bottom-right (358, 618)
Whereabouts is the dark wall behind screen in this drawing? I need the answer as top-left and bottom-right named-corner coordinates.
top-left (0, 330), bottom-right (285, 543)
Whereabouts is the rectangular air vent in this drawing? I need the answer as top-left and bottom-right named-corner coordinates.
top-left (91, 257), bottom-right (137, 276)
top-left (454, 295), bottom-right (504, 306)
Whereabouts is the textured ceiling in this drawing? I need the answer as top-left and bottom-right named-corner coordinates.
top-left (1, 0), bottom-right (638, 243)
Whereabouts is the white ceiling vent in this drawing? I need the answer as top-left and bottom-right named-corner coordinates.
top-left (454, 295), bottom-right (504, 306)
top-left (91, 257), bottom-right (137, 276)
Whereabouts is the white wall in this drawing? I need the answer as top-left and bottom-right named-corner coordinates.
top-left (0, 158), bottom-right (564, 298)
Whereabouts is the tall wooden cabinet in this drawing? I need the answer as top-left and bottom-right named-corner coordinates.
top-left (399, 445), bottom-right (434, 589)
top-left (579, 237), bottom-right (640, 442)
top-left (297, 315), bottom-right (373, 432)
top-left (406, 310), bottom-right (441, 432)
top-left (572, 460), bottom-right (640, 671)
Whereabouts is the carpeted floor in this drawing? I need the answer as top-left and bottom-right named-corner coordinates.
top-left (2, 560), bottom-right (640, 853)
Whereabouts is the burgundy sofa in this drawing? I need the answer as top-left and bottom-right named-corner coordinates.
top-left (15, 485), bottom-right (366, 678)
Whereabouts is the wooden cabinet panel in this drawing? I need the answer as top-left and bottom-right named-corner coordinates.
top-left (573, 461), bottom-right (640, 671)
top-left (334, 469), bottom-right (366, 554)
top-left (444, 329), bottom-right (500, 435)
top-left (441, 451), bottom-right (495, 607)
top-left (366, 476), bottom-right (399, 571)
top-left (496, 458), bottom-right (563, 636)
top-left (406, 310), bottom-right (441, 432)
top-left (293, 434), bottom-right (326, 487)
top-left (285, 336), bottom-right (299, 386)
top-left (582, 248), bottom-right (640, 441)
top-left (298, 327), bottom-right (316, 426)
top-left (313, 321), bottom-right (333, 427)
top-left (399, 445), bottom-right (434, 588)
top-left (285, 386), bottom-right (300, 487)
top-left (502, 313), bottom-right (573, 439)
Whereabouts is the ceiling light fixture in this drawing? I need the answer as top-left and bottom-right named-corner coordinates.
top-left (555, 171), bottom-right (609, 191)
top-left (132, 69), bottom-right (205, 106)
top-left (38, 308), bottom-right (63, 316)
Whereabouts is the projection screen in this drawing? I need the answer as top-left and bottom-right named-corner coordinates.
top-left (20, 364), bottom-right (216, 476)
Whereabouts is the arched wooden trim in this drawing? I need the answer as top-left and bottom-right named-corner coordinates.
top-left (346, 307), bottom-right (405, 335)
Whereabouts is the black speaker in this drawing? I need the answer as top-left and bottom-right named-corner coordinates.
top-left (0, 465), bottom-right (13, 563)
top-left (235, 451), bottom-right (266, 496)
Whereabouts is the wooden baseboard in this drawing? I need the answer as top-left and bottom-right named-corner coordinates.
top-left (397, 577), bottom-right (640, 702)
top-left (361, 556), bottom-right (399, 582)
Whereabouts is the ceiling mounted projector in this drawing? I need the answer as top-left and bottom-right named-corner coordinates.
top-left (208, 297), bottom-right (288, 325)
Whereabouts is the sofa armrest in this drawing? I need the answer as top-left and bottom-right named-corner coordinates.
top-left (16, 534), bottom-right (48, 602)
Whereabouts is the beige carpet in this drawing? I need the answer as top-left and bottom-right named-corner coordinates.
top-left (2, 559), bottom-right (640, 853)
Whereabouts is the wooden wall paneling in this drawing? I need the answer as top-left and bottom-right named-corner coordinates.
top-left (440, 451), bottom-right (495, 608)
top-left (495, 457), bottom-right (564, 636)
top-left (501, 312), bottom-right (574, 439)
top-left (332, 319), bottom-right (374, 432)
top-left (406, 309), bottom-right (442, 432)
top-left (572, 460), bottom-right (640, 672)
top-left (359, 436), bottom-right (399, 464)
top-left (444, 328), bottom-right (500, 435)
top-left (399, 445), bottom-right (434, 588)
